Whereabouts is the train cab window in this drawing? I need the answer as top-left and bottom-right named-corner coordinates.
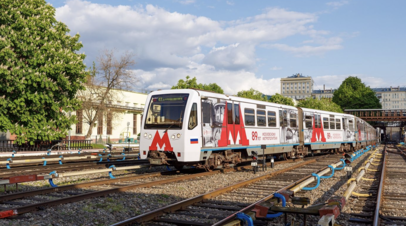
top-left (349, 120), bottom-right (354, 130)
top-left (245, 108), bottom-right (255, 126)
top-left (290, 113), bottom-right (297, 127)
top-left (188, 103), bottom-right (198, 130)
top-left (305, 115), bottom-right (312, 128)
top-left (257, 110), bottom-right (266, 126)
top-left (336, 118), bottom-right (341, 130)
top-left (202, 102), bottom-right (211, 124)
top-left (329, 115), bottom-right (335, 129)
top-left (323, 117), bottom-right (329, 129)
top-left (268, 111), bottom-right (276, 127)
top-left (227, 103), bottom-right (233, 124)
top-left (234, 104), bottom-right (240, 125)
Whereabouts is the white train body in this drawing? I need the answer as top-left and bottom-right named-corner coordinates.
top-left (139, 89), bottom-right (377, 168)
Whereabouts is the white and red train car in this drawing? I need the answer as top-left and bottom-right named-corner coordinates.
top-left (139, 89), bottom-right (377, 169)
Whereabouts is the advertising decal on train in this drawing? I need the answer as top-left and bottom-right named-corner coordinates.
top-left (149, 131), bottom-right (173, 151)
top-left (201, 98), bottom-right (249, 147)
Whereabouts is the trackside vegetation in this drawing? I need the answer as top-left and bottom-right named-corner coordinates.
top-left (0, 0), bottom-right (87, 144)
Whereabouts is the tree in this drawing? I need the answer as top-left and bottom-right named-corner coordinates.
top-left (297, 97), bottom-right (343, 113)
top-left (77, 50), bottom-right (136, 139)
top-left (236, 88), bottom-right (267, 101)
top-left (333, 76), bottom-right (381, 110)
top-left (0, 0), bottom-right (87, 144)
top-left (172, 76), bottom-right (224, 94)
top-left (269, 93), bottom-right (295, 106)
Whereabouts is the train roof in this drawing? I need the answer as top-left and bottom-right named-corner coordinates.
top-left (149, 89), bottom-right (297, 109)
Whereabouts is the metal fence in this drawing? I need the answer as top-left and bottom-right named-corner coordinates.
top-left (0, 139), bottom-right (93, 152)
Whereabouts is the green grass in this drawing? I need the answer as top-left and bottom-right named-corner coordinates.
top-left (91, 144), bottom-right (106, 149)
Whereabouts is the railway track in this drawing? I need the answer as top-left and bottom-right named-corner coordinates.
top-left (110, 154), bottom-right (347, 226)
top-left (0, 159), bottom-right (295, 219)
top-left (344, 144), bottom-right (406, 225)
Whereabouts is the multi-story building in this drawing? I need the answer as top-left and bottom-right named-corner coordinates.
top-left (312, 85), bottom-right (336, 99)
top-left (280, 73), bottom-right (313, 100)
top-left (372, 86), bottom-right (406, 109)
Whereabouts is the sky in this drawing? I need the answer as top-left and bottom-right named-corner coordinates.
top-left (48, 0), bottom-right (406, 95)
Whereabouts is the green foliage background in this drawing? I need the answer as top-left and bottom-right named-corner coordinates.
top-left (297, 97), bottom-right (343, 113)
top-left (332, 76), bottom-right (381, 110)
top-left (171, 76), bottom-right (224, 94)
top-left (0, 0), bottom-right (87, 144)
top-left (268, 93), bottom-right (295, 106)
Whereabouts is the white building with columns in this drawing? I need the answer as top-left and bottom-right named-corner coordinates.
top-left (70, 89), bottom-right (148, 143)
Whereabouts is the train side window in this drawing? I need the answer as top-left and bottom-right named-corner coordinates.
top-left (323, 117), bottom-right (329, 129)
top-left (257, 110), bottom-right (266, 126)
top-left (245, 108), bottom-right (255, 126)
top-left (305, 115), bottom-right (312, 128)
top-left (279, 110), bottom-right (283, 127)
top-left (202, 102), bottom-right (211, 124)
top-left (234, 104), bottom-right (240, 125)
top-left (329, 115), bottom-right (335, 129)
top-left (188, 103), bottom-right (198, 130)
top-left (227, 103), bottom-right (233, 124)
top-left (290, 113), bottom-right (297, 127)
top-left (268, 111), bottom-right (276, 127)
top-left (349, 120), bottom-right (354, 130)
top-left (336, 118), bottom-right (341, 130)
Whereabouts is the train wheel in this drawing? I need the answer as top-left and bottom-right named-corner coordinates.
top-left (174, 164), bottom-right (184, 171)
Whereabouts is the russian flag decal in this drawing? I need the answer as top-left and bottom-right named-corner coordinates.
top-left (190, 138), bottom-right (198, 144)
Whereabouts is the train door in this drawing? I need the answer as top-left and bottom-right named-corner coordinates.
top-left (201, 98), bottom-right (213, 147)
top-left (303, 111), bottom-right (314, 143)
top-left (226, 102), bottom-right (241, 145)
top-left (279, 108), bottom-right (288, 144)
top-left (343, 118), bottom-right (348, 141)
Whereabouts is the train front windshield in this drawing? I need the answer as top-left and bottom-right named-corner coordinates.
top-left (144, 94), bottom-right (189, 129)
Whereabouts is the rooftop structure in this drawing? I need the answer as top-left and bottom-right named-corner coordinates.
top-left (280, 73), bottom-right (313, 100)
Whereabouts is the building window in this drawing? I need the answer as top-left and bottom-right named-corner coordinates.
top-left (245, 108), bottom-right (255, 126)
top-left (97, 113), bottom-right (103, 135)
top-left (76, 110), bottom-right (83, 134)
top-left (133, 114), bottom-right (137, 135)
top-left (107, 112), bottom-right (112, 135)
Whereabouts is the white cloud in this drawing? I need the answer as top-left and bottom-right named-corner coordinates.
top-left (202, 43), bottom-right (256, 70)
top-left (179, 0), bottom-right (195, 5)
top-left (326, 1), bottom-right (349, 9)
top-left (271, 66), bottom-right (282, 70)
top-left (135, 64), bottom-right (281, 95)
top-left (56, 1), bottom-right (344, 92)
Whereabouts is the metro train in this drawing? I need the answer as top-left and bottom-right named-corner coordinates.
top-left (139, 89), bottom-right (379, 170)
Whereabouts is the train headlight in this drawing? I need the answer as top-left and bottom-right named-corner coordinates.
top-left (144, 133), bottom-right (147, 137)
top-left (148, 134), bottom-right (152, 139)
top-left (171, 135), bottom-right (175, 139)
top-left (177, 133), bottom-right (181, 138)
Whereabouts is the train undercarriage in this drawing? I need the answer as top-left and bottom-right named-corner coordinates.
top-left (147, 142), bottom-right (374, 170)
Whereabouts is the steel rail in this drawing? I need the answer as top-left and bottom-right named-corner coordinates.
top-left (0, 170), bottom-right (221, 217)
top-left (110, 159), bottom-right (318, 226)
top-left (0, 159), bottom-right (295, 217)
top-left (212, 158), bottom-right (340, 226)
top-left (373, 144), bottom-right (387, 226)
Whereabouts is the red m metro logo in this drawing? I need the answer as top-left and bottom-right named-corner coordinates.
top-left (149, 131), bottom-right (174, 151)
